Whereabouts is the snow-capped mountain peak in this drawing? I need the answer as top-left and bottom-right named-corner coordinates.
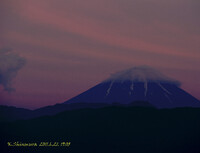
top-left (65, 66), bottom-right (200, 108)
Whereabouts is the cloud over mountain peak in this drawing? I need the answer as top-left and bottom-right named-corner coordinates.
top-left (105, 66), bottom-right (180, 86)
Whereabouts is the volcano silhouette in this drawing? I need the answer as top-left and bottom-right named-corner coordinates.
top-left (65, 66), bottom-right (200, 108)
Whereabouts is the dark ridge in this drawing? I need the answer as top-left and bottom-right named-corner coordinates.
top-left (0, 105), bottom-right (33, 122)
top-left (0, 101), bottom-right (155, 122)
top-left (0, 106), bottom-right (200, 153)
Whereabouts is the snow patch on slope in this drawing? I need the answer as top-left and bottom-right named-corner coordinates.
top-left (106, 81), bottom-right (114, 96)
top-left (144, 81), bottom-right (148, 96)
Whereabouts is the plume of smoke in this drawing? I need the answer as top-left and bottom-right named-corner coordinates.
top-left (0, 48), bottom-right (26, 92)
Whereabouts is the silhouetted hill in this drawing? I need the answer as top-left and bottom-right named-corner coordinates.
top-left (0, 101), bottom-right (154, 122)
top-left (0, 105), bottom-right (33, 122)
top-left (0, 103), bottom-right (110, 122)
top-left (0, 106), bottom-right (200, 153)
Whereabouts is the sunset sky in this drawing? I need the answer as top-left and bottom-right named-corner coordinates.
top-left (0, 0), bottom-right (200, 109)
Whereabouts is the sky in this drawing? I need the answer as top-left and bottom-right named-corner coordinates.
top-left (0, 0), bottom-right (200, 109)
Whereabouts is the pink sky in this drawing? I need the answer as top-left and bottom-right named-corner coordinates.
top-left (0, 0), bottom-right (200, 109)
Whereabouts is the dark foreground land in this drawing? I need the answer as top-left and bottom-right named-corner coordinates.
top-left (0, 106), bottom-right (200, 153)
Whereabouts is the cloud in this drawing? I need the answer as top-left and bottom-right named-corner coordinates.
top-left (105, 65), bottom-right (181, 86)
top-left (0, 48), bottom-right (26, 92)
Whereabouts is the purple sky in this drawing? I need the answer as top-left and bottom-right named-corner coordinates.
top-left (0, 0), bottom-right (200, 109)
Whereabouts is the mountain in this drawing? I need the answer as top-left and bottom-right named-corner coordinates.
top-left (65, 66), bottom-right (200, 108)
